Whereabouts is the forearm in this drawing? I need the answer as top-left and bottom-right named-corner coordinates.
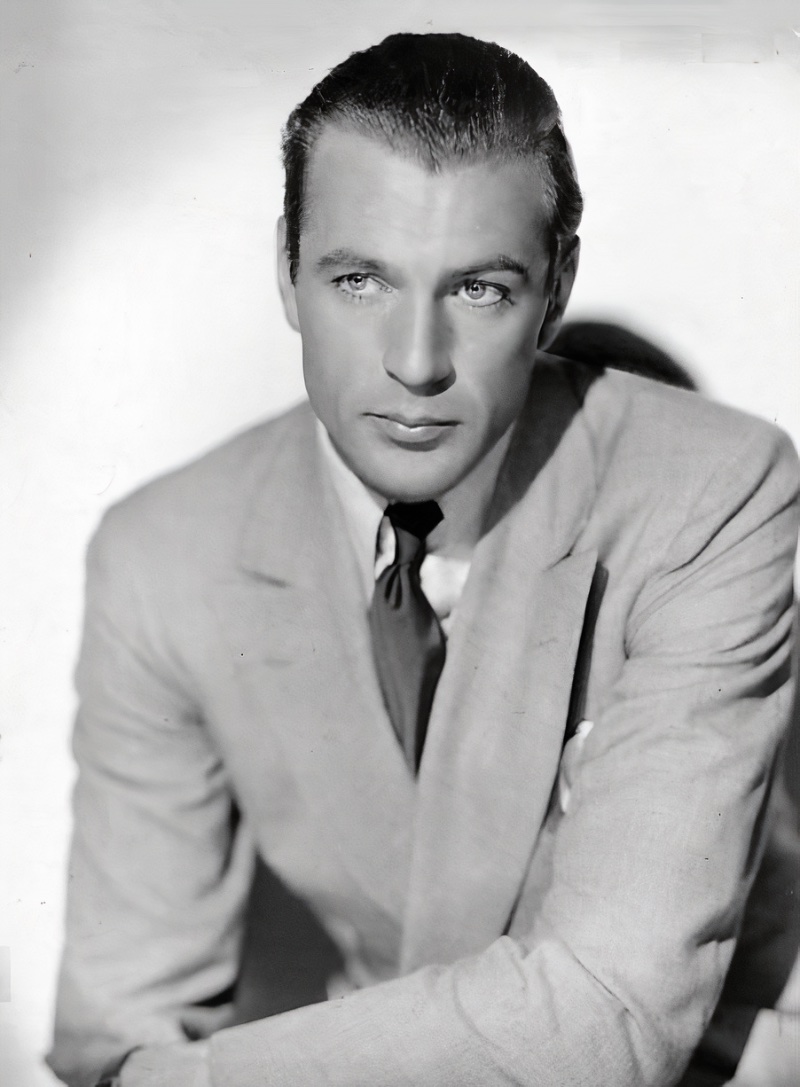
top-left (205, 934), bottom-right (701, 1087)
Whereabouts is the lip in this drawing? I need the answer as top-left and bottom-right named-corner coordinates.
top-left (366, 412), bottom-right (458, 448)
top-left (369, 411), bottom-right (458, 427)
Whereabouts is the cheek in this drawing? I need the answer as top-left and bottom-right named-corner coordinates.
top-left (297, 299), bottom-right (345, 385)
top-left (481, 366), bottom-right (536, 430)
top-left (298, 306), bottom-right (380, 429)
top-left (299, 292), bottom-right (382, 369)
top-left (455, 321), bottom-right (539, 406)
top-left (454, 294), bottom-right (544, 357)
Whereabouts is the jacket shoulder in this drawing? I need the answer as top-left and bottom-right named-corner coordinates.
top-left (581, 366), bottom-right (799, 498)
top-left (90, 400), bottom-right (315, 561)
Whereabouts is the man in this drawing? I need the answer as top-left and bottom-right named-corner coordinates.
top-left (48, 32), bottom-right (800, 1087)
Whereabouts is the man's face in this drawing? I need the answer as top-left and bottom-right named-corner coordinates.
top-left (279, 125), bottom-right (576, 502)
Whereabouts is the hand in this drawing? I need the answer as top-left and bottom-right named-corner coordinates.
top-left (118, 1041), bottom-right (211, 1087)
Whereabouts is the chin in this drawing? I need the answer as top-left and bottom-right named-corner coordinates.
top-left (334, 430), bottom-right (476, 502)
top-left (360, 460), bottom-right (466, 504)
top-left (380, 481), bottom-right (444, 503)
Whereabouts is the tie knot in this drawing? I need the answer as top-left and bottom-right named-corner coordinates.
top-left (386, 501), bottom-right (443, 565)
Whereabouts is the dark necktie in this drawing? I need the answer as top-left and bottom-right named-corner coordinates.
top-left (369, 501), bottom-right (446, 773)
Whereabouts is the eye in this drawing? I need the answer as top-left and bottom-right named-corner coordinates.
top-left (458, 280), bottom-right (510, 308)
top-left (334, 273), bottom-right (388, 300)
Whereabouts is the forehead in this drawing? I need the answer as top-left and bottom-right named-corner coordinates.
top-left (300, 124), bottom-right (551, 270)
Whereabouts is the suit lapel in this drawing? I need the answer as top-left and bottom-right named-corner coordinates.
top-left (209, 408), bottom-right (414, 927)
top-left (401, 360), bottom-right (602, 971)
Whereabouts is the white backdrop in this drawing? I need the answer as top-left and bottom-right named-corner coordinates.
top-left (2, 2), bottom-right (799, 1084)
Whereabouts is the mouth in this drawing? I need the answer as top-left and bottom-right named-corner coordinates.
top-left (366, 412), bottom-right (459, 448)
top-left (369, 411), bottom-right (458, 428)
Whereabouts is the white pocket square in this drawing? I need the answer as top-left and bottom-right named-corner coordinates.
top-left (558, 719), bottom-right (594, 815)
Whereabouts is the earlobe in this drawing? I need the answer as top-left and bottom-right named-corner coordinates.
top-left (538, 236), bottom-right (580, 350)
top-left (276, 217), bottom-right (300, 333)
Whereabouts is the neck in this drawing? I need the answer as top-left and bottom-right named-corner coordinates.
top-left (426, 424), bottom-right (516, 560)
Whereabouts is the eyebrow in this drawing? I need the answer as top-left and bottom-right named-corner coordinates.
top-left (315, 248), bottom-right (529, 281)
top-left (458, 255), bottom-right (529, 281)
top-left (315, 249), bottom-right (386, 274)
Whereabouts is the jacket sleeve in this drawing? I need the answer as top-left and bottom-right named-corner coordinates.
top-left (206, 425), bottom-right (800, 1087)
top-left (47, 508), bottom-right (255, 1087)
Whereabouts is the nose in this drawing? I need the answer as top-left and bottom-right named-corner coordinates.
top-left (382, 296), bottom-right (455, 393)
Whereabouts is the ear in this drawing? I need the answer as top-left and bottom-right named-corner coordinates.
top-left (276, 216), bottom-right (300, 332)
top-left (537, 236), bottom-right (580, 350)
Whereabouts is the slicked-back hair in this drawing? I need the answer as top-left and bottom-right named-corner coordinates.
top-left (281, 33), bottom-right (583, 283)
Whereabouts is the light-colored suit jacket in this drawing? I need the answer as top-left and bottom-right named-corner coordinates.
top-left (49, 360), bottom-right (800, 1087)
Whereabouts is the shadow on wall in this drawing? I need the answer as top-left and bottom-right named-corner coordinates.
top-left (550, 319), bottom-right (698, 392)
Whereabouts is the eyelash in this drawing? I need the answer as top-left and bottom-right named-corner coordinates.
top-left (332, 274), bottom-right (513, 308)
top-left (462, 281), bottom-right (511, 308)
top-left (333, 274), bottom-right (389, 302)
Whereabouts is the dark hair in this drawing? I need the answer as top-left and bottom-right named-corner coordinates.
top-left (281, 32), bottom-right (583, 282)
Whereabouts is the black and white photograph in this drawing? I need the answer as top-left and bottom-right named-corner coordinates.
top-left (2, 3), bottom-right (799, 1085)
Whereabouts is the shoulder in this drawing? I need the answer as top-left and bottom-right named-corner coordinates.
top-left (88, 400), bottom-right (316, 568)
top-left (573, 364), bottom-right (800, 520)
top-left (585, 365), bottom-right (794, 468)
top-left (530, 360), bottom-right (799, 596)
